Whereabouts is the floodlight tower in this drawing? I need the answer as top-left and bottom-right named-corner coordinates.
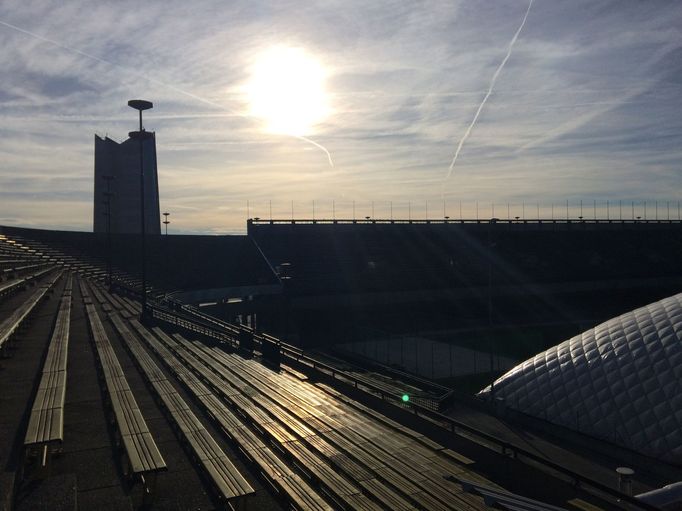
top-left (128, 99), bottom-right (153, 320)
top-left (102, 174), bottom-right (114, 291)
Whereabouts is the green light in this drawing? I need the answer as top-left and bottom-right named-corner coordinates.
top-left (401, 394), bottom-right (410, 403)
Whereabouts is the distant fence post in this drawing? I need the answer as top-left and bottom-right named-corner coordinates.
top-left (238, 329), bottom-right (254, 353)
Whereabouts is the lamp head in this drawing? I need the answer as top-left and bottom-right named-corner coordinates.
top-left (128, 99), bottom-right (153, 111)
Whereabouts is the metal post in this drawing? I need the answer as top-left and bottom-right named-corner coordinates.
top-left (488, 218), bottom-right (497, 398)
top-left (138, 113), bottom-right (146, 317)
top-left (128, 99), bottom-right (153, 320)
top-left (103, 175), bottom-right (114, 291)
top-left (137, 143), bottom-right (148, 315)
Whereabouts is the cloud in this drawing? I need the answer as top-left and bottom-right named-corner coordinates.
top-left (0, 0), bottom-right (680, 233)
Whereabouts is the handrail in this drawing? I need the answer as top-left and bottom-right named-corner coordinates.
top-left (144, 299), bottom-right (660, 511)
top-left (249, 218), bottom-right (682, 226)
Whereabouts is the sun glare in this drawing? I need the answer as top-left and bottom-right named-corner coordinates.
top-left (247, 46), bottom-right (329, 136)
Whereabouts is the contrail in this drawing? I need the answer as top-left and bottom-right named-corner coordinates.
top-left (446, 0), bottom-right (533, 178)
top-left (0, 19), bottom-right (334, 167)
top-left (296, 135), bottom-right (334, 167)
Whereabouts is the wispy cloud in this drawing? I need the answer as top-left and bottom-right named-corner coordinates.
top-left (0, 0), bottom-right (680, 233)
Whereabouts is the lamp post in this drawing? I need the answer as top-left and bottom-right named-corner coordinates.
top-left (162, 211), bottom-right (170, 289)
top-left (102, 175), bottom-right (114, 291)
top-left (128, 99), bottom-right (153, 320)
top-left (488, 217), bottom-right (499, 401)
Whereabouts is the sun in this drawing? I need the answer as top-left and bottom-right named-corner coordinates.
top-left (246, 46), bottom-right (329, 137)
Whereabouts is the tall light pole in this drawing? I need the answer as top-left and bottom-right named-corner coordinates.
top-left (128, 99), bottom-right (153, 320)
top-left (488, 217), bottom-right (499, 401)
top-left (162, 211), bottom-right (170, 289)
top-left (102, 174), bottom-right (114, 291)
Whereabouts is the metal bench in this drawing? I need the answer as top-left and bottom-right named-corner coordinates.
top-left (158, 333), bottom-right (389, 511)
top-left (23, 275), bottom-right (73, 475)
top-left (83, 301), bottom-right (166, 496)
top-left (212, 344), bottom-right (489, 511)
top-left (447, 475), bottom-right (569, 511)
top-left (138, 325), bottom-right (337, 511)
top-left (108, 314), bottom-right (255, 505)
top-left (0, 270), bottom-right (61, 356)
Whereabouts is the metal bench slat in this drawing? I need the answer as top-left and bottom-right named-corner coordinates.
top-left (276, 474), bottom-right (334, 511)
top-left (202, 455), bottom-right (254, 499)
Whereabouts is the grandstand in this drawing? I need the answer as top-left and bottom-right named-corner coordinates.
top-left (0, 222), bottom-right (681, 510)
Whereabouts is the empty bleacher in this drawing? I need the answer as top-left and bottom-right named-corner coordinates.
top-left (81, 279), bottom-right (167, 493)
top-left (0, 225), bottom-right (280, 295)
top-left (0, 269), bottom-right (62, 355)
top-left (128, 317), bottom-right (491, 510)
top-left (107, 311), bottom-right (255, 506)
top-left (23, 275), bottom-right (73, 471)
top-left (0, 229), bottom-right (661, 511)
top-left (117, 315), bottom-right (325, 509)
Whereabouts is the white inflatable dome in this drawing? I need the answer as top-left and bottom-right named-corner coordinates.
top-left (480, 293), bottom-right (682, 464)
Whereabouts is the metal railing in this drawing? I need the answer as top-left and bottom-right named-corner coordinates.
top-left (143, 298), bottom-right (660, 510)
top-left (249, 218), bottom-right (682, 226)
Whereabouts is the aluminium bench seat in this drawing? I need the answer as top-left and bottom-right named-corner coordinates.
top-left (210, 343), bottom-right (489, 511)
top-left (121, 432), bottom-right (167, 474)
top-left (160, 334), bottom-right (388, 511)
top-left (141, 326), bottom-right (341, 511)
top-left (108, 314), bottom-right (254, 504)
top-left (1, 270), bottom-right (61, 353)
top-left (23, 275), bottom-right (72, 475)
top-left (84, 302), bottom-right (166, 489)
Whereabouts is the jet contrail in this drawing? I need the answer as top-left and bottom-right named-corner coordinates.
top-left (296, 135), bottom-right (334, 167)
top-left (446, 0), bottom-right (533, 178)
top-left (0, 19), bottom-right (334, 167)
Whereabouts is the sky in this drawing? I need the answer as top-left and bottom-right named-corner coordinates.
top-left (0, 0), bottom-right (681, 234)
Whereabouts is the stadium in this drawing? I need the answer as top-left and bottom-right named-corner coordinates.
top-left (2, 3), bottom-right (681, 509)
top-left (1, 217), bottom-right (681, 511)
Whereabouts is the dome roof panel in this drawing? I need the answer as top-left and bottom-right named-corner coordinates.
top-left (479, 293), bottom-right (682, 464)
